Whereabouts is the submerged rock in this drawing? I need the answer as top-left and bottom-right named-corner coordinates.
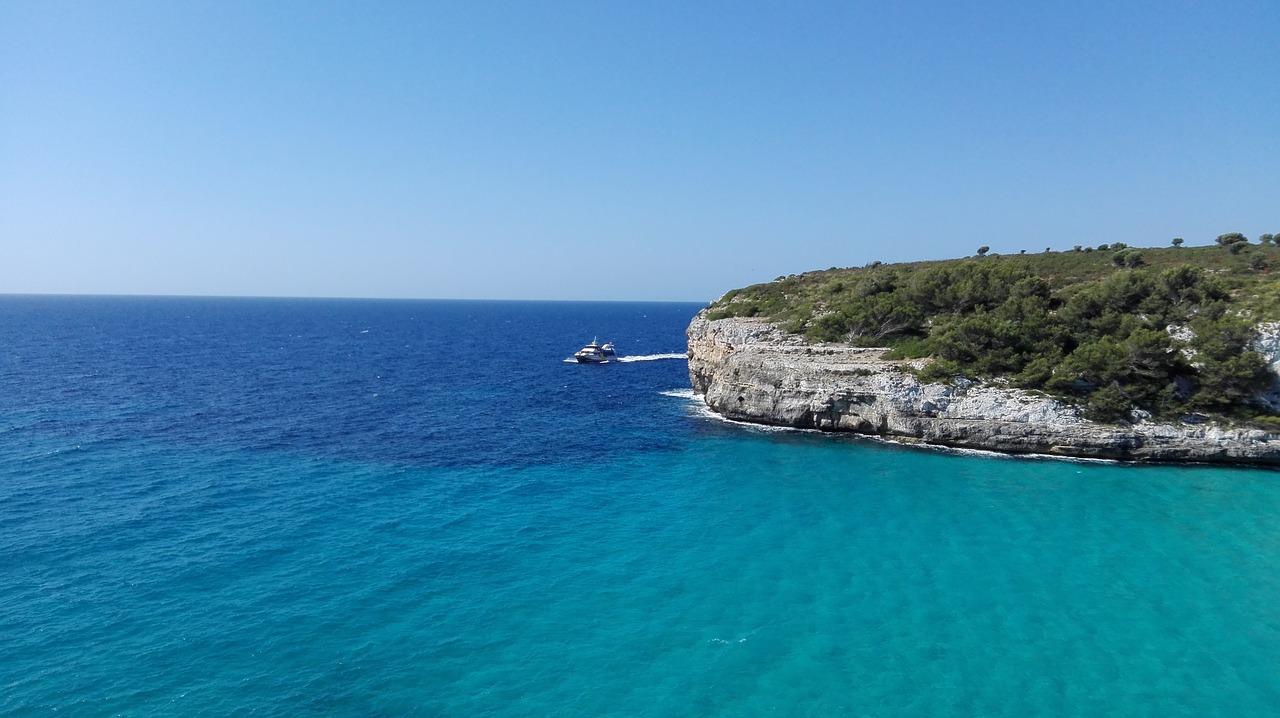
top-left (687, 313), bottom-right (1280, 466)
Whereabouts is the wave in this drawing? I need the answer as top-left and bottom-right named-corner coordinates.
top-left (659, 389), bottom-right (801, 430)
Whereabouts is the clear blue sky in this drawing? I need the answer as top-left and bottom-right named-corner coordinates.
top-left (3, 1), bottom-right (1277, 301)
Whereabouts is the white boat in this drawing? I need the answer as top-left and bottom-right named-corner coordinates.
top-left (574, 339), bottom-right (619, 363)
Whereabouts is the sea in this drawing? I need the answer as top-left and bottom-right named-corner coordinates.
top-left (2, 296), bottom-right (1279, 717)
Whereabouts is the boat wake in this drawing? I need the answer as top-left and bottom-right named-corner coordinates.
top-left (617, 353), bottom-right (686, 362)
top-left (565, 353), bottom-right (686, 363)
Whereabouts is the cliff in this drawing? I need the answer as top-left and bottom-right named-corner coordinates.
top-left (687, 313), bottom-right (1280, 465)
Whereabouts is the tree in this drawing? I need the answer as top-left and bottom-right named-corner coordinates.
top-left (1084, 384), bottom-right (1134, 422)
top-left (1216, 232), bottom-right (1248, 248)
top-left (1172, 237), bottom-right (1184, 247)
top-left (1156, 265), bottom-right (1209, 311)
top-left (1112, 249), bottom-right (1144, 268)
top-left (976, 246), bottom-right (990, 256)
top-left (1261, 233), bottom-right (1275, 246)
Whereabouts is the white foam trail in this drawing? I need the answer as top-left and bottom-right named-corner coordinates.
top-left (617, 353), bottom-right (686, 362)
top-left (660, 389), bottom-right (797, 429)
top-left (563, 352), bottom-right (685, 363)
top-left (564, 353), bottom-right (684, 363)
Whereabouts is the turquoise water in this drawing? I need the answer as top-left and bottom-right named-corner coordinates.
top-left (3, 298), bottom-right (1279, 715)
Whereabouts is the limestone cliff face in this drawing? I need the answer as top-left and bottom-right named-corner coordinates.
top-left (687, 313), bottom-right (1280, 465)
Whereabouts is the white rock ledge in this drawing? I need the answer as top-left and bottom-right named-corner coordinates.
top-left (687, 313), bottom-right (1280, 466)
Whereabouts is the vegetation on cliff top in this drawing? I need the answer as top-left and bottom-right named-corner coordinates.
top-left (706, 237), bottom-right (1280, 425)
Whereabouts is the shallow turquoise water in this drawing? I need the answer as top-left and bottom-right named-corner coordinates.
top-left (3, 298), bottom-right (1279, 715)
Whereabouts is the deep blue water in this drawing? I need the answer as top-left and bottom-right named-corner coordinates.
top-left (2, 296), bottom-right (1279, 716)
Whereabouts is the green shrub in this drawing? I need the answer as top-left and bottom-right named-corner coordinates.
top-left (1084, 384), bottom-right (1133, 422)
top-left (1250, 415), bottom-right (1280, 431)
top-left (881, 336), bottom-right (933, 360)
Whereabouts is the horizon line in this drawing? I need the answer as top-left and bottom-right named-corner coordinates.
top-left (0, 291), bottom-right (712, 304)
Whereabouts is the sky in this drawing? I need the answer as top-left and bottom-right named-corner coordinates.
top-left (2, 1), bottom-right (1277, 301)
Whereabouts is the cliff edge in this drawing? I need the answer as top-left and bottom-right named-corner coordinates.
top-left (688, 313), bottom-right (1280, 465)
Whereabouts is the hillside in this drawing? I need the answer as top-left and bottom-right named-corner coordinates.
top-left (704, 238), bottom-right (1280, 426)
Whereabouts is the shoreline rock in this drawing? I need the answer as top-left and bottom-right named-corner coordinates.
top-left (687, 313), bottom-right (1280, 466)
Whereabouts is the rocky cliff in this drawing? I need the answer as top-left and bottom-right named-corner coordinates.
top-left (687, 313), bottom-right (1280, 465)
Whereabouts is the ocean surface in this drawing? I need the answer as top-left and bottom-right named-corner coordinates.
top-left (2, 296), bottom-right (1280, 717)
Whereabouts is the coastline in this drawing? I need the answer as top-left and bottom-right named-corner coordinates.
top-left (686, 312), bottom-right (1280, 466)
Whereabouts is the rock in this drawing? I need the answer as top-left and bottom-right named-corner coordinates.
top-left (1252, 322), bottom-right (1280, 413)
top-left (687, 313), bottom-right (1280, 466)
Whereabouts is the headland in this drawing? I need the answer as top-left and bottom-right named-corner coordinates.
top-left (687, 239), bottom-right (1280, 465)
